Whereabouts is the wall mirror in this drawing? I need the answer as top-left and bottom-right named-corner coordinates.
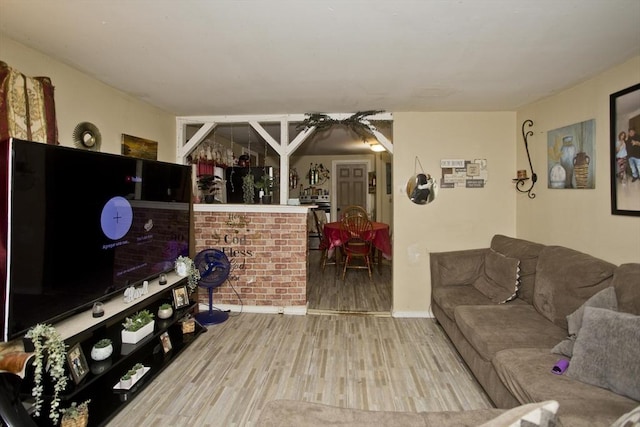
top-left (406, 173), bottom-right (437, 205)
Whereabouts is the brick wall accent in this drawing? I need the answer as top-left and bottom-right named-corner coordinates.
top-left (193, 211), bottom-right (307, 308)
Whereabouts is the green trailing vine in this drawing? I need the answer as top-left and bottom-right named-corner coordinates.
top-left (25, 323), bottom-right (68, 424)
top-left (296, 110), bottom-right (385, 142)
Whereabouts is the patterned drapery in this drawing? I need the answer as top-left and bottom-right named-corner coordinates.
top-left (0, 61), bottom-right (58, 144)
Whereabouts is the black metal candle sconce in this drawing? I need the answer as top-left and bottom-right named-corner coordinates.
top-left (513, 119), bottom-right (537, 199)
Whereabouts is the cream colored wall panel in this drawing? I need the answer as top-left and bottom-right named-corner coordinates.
top-left (516, 56), bottom-right (640, 265)
top-left (392, 112), bottom-right (516, 313)
top-left (0, 35), bottom-right (175, 161)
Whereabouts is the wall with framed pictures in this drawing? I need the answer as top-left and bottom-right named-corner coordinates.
top-left (515, 56), bottom-right (640, 265)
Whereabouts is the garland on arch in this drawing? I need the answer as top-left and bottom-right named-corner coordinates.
top-left (296, 110), bottom-right (385, 142)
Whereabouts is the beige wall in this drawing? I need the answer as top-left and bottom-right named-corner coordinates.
top-left (516, 56), bottom-right (640, 265)
top-left (392, 112), bottom-right (517, 315)
top-left (0, 35), bottom-right (175, 160)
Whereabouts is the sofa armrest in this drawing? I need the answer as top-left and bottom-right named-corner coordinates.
top-left (430, 248), bottom-right (487, 289)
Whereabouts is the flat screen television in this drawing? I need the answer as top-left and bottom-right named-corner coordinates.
top-left (0, 138), bottom-right (192, 342)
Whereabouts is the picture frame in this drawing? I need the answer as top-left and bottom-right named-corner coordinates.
top-left (159, 332), bottom-right (172, 354)
top-left (172, 285), bottom-right (190, 309)
top-left (67, 343), bottom-right (89, 384)
top-left (610, 83), bottom-right (640, 216)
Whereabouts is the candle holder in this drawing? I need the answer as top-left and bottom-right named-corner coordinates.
top-left (513, 120), bottom-right (537, 199)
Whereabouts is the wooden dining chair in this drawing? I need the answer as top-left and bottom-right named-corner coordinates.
top-left (339, 212), bottom-right (374, 280)
top-left (340, 205), bottom-right (369, 220)
top-left (312, 209), bottom-right (339, 271)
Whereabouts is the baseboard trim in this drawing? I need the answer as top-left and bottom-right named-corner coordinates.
top-left (392, 309), bottom-right (434, 318)
top-left (198, 303), bottom-right (307, 316)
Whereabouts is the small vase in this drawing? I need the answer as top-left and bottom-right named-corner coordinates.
top-left (90, 344), bottom-right (113, 361)
top-left (549, 163), bottom-right (566, 188)
top-left (158, 307), bottom-right (173, 320)
top-left (120, 377), bottom-right (132, 389)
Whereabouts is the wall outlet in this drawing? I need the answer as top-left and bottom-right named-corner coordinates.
top-left (277, 307), bottom-right (285, 314)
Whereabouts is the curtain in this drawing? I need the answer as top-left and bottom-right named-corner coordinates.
top-left (0, 61), bottom-right (58, 144)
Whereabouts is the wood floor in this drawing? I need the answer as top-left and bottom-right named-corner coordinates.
top-left (106, 313), bottom-right (493, 426)
top-left (306, 249), bottom-right (392, 314)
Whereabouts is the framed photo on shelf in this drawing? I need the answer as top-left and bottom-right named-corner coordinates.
top-left (610, 82), bottom-right (640, 216)
top-left (172, 285), bottom-right (189, 309)
top-left (159, 332), bottom-right (172, 354)
top-left (67, 343), bottom-right (89, 384)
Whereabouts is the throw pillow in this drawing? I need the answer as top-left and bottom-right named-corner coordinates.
top-left (478, 400), bottom-right (559, 427)
top-left (566, 307), bottom-right (640, 401)
top-left (550, 286), bottom-right (617, 357)
top-left (610, 405), bottom-right (640, 427)
top-left (472, 249), bottom-right (520, 304)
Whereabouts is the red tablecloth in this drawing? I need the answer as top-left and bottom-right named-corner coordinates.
top-left (323, 221), bottom-right (392, 259)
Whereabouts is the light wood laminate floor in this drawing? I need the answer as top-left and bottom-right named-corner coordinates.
top-left (306, 249), bottom-right (392, 314)
top-left (107, 313), bottom-right (492, 426)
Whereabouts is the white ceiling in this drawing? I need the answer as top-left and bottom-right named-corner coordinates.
top-left (1, 0), bottom-right (639, 155)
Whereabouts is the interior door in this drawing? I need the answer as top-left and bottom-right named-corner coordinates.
top-left (336, 162), bottom-right (368, 219)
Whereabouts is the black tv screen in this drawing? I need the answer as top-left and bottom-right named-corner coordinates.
top-left (1, 139), bottom-right (192, 341)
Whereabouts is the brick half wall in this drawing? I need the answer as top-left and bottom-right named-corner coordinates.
top-left (193, 210), bottom-right (307, 308)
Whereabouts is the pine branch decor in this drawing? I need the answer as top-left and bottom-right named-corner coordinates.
top-left (296, 110), bottom-right (385, 142)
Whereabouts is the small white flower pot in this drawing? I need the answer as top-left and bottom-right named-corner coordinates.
top-left (120, 377), bottom-right (133, 388)
top-left (121, 320), bottom-right (155, 344)
top-left (90, 343), bottom-right (113, 361)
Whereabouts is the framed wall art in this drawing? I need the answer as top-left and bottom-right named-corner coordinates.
top-left (547, 119), bottom-right (596, 190)
top-left (610, 83), bottom-right (640, 216)
top-left (121, 134), bottom-right (158, 160)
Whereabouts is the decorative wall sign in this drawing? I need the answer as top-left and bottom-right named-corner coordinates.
top-left (547, 119), bottom-right (595, 189)
top-left (121, 134), bottom-right (158, 160)
top-left (440, 159), bottom-right (488, 188)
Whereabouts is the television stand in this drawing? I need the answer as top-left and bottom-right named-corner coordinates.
top-left (24, 274), bottom-right (205, 427)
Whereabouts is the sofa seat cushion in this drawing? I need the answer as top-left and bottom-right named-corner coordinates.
top-left (454, 305), bottom-right (566, 362)
top-left (432, 285), bottom-right (526, 320)
top-left (493, 348), bottom-right (638, 427)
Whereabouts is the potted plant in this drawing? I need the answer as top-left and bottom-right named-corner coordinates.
top-left (60, 399), bottom-right (90, 427)
top-left (121, 309), bottom-right (155, 344)
top-left (132, 362), bottom-right (145, 378)
top-left (157, 303), bottom-right (173, 320)
top-left (175, 255), bottom-right (200, 293)
top-left (119, 371), bottom-right (133, 389)
top-left (90, 338), bottom-right (113, 361)
top-left (254, 174), bottom-right (274, 204)
top-left (24, 323), bottom-right (68, 425)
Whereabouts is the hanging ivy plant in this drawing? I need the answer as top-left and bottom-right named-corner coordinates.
top-left (25, 323), bottom-right (68, 425)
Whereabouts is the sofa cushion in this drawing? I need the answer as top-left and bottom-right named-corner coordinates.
top-left (454, 305), bottom-right (566, 362)
top-left (566, 307), bottom-right (640, 401)
top-left (551, 287), bottom-right (618, 357)
top-left (611, 263), bottom-right (640, 315)
top-left (478, 400), bottom-right (558, 427)
top-left (493, 348), bottom-right (639, 427)
top-left (432, 285), bottom-right (527, 320)
top-left (533, 246), bottom-right (616, 329)
top-left (472, 249), bottom-right (520, 304)
top-left (490, 235), bottom-right (545, 304)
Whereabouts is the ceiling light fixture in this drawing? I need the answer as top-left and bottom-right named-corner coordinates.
top-left (369, 143), bottom-right (385, 152)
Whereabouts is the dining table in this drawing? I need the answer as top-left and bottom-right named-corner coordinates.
top-left (323, 221), bottom-right (392, 271)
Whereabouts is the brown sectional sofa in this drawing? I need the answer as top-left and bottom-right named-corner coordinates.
top-left (430, 234), bottom-right (640, 427)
